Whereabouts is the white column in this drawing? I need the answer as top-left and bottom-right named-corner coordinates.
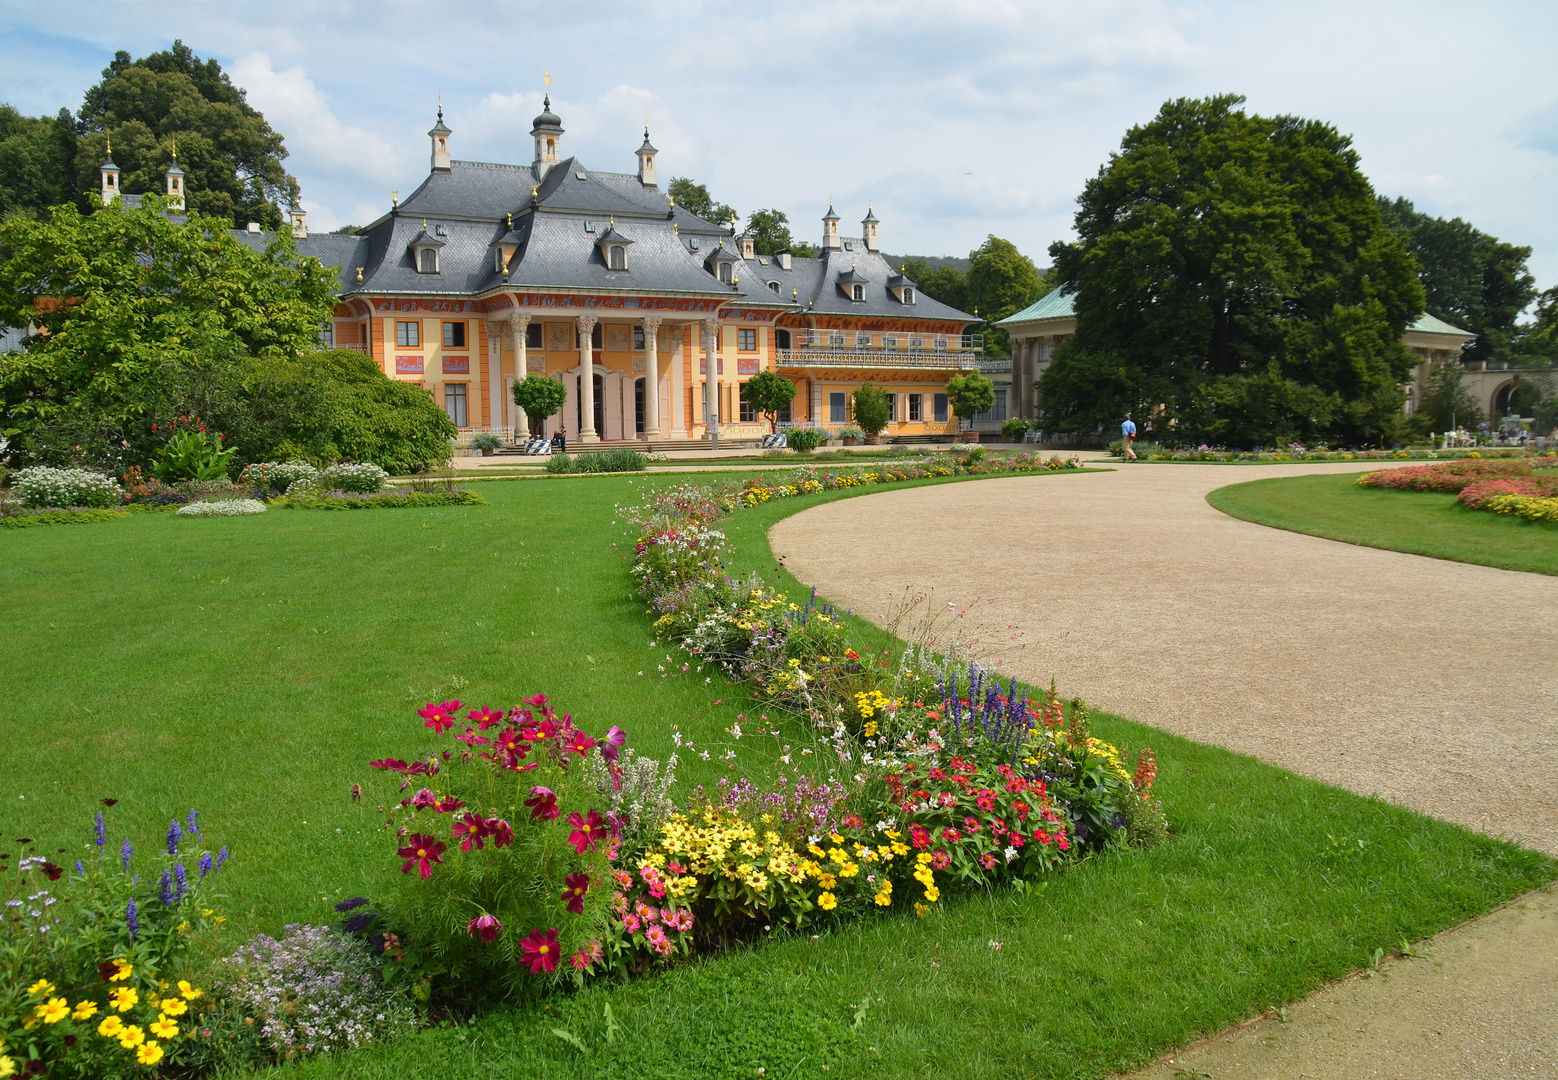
top-left (669, 324), bottom-right (687, 439)
top-left (704, 317), bottom-right (720, 449)
top-left (577, 313), bottom-right (599, 442)
top-left (510, 312), bottom-right (531, 437)
top-left (485, 321), bottom-right (506, 433)
top-left (642, 315), bottom-right (662, 438)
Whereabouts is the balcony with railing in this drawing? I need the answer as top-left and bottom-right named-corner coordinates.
top-left (774, 329), bottom-right (983, 370)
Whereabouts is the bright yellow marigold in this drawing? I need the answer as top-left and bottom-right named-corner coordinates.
top-left (109, 961), bottom-right (133, 983)
top-left (26, 979), bottom-right (54, 997)
top-left (97, 1015), bottom-right (125, 1038)
top-left (817, 891), bottom-right (838, 911)
top-left (137, 1041), bottom-right (164, 1066)
top-left (36, 998), bottom-right (69, 1024)
top-left (71, 1000), bottom-right (99, 1022)
top-left (149, 1015), bottom-right (179, 1039)
top-left (111, 987), bottom-right (139, 1012)
top-left (117, 1024), bottom-right (145, 1049)
top-left (178, 980), bottom-right (203, 1000)
top-left (159, 997), bottom-right (188, 1016)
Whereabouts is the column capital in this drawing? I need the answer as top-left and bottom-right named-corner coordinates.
top-left (575, 312), bottom-right (599, 331)
top-left (640, 314), bottom-right (663, 332)
top-left (702, 315), bottom-right (720, 332)
top-left (509, 311), bottom-right (531, 329)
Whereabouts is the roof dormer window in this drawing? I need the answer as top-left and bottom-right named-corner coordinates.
top-left (584, 220), bottom-right (595, 233)
top-left (609, 245), bottom-right (626, 270)
top-left (843, 240), bottom-right (853, 251)
top-left (851, 284), bottom-right (864, 301)
top-left (768, 281), bottom-right (780, 294)
top-left (689, 237), bottom-right (700, 251)
top-left (409, 224), bottom-right (445, 274)
top-left (419, 248), bottom-right (439, 273)
top-left (719, 263), bottom-right (733, 284)
top-left (903, 287), bottom-right (915, 304)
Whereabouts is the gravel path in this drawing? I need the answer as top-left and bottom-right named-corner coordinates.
top-left (771, 461), bottom-right (1558, 1078)
top-left (770, 462), bottom-right (1558, 856)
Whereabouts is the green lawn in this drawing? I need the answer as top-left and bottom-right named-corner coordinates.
top-left (1207, 471), bottom-right (1558, 575)
top-left (1, 474), bottom-right (1550, 1080)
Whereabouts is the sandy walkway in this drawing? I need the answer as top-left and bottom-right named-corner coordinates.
top-left (770, 462), bottom-right (1558, 856)
top-left (771, 461), bottom-right (1558, 1079)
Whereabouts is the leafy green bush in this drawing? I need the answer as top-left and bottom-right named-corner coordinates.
top-left (547, 449), bottom-right (646, 474)
top-left (851, 382), bottom-right (891, 436)
top-left (11, 467), bottom-right (122, 508)
top-left (512, 376), bottom-right (569, 429)
top-left (0, 508), bottom-right (128, 529)
top-left (1001, 417), bottom-right (1032, 441)
top-left (279, 490), bottom-right (486, 510)
top-left (784, 428), bottom-right (826, 453)
top-left (152, 426), bottom-right (236, 482)
top-left (469, 432), bottom-right (503, 451)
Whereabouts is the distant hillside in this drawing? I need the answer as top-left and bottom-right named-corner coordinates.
top-left (886, 254), bottom-right (970, 272)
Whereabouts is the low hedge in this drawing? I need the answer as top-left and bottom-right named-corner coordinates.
top-left (0, 508), bottom-right (130, 529)
top-left (278, 490), bottom-right (487, 511)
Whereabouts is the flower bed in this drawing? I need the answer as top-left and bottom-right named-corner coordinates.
top-left (0, 507), bottom-right (130, 530)
top-left (1356, 459), bottom-right (1533, 494)
top-left (278, 489), bottom-right (487, 510)
top-left (1482, 493), bottom-right (1558, 523)
top-left (1457, 476), bottom-right (1558, 510)
top-left (1117, 445), bottom-right (1537, 463)
top-left (177, 499), bottom-right (268, 517)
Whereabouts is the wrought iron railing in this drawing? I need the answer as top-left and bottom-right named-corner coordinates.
top-left (774, 349), bottom-right (981, 370)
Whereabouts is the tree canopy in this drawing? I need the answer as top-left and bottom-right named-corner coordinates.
top-left (1377, 196), bottom-right (1536, 366)
top-left (742, 369), bottom-right (797, 432)
top-left (1040, 94), bottom-right (1425, 447)
top-left (0, 105), bottom-right (78, 219)
top-left (966, 235), bottom-right (1047, 356)
top-left (0, 196), bottom-right (452, 472)
top-left (898, 258), bottom-right (969, 314)
top-left (668, 177), bottom-right (736, 229)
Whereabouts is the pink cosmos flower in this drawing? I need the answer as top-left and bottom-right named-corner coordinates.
top-left (453, 813), bottom-right (490, 852)
top-left (566, 731), bottom-right (596, 757)
top-left (467, 914), bottom-right (503, 942)
top-left (487, 817), bottom-right (514, 847)
top-left (601, 726), bottom-right (627, 763)
top-left (522, 718), bottom-right (561, 742)
top-left (433, 796), bottom-right (466, 813)
top-left (519, 928), bottom-right (560, 974)
top-left (524, 787), bottom-right (559, 821)
top-left (567, 810), bottom-right (607, 855)
top-left (410, 788), bottom-right (438, 810)
top-left (418, 700), bottom-right (461, 734)
top-left (562, 873), bottom-right (590, 915)
top-left (467, 707), bottom-right (505, 730)
top-left (455, 727), bottom-right (491, 747)
top-left (397, 834), bottom-right (446, 879)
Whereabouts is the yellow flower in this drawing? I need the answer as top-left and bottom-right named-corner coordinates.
top-left (807, 844), bottom-right (825, 858)
top-left (97, 1015), bottom-right (125, 1038)
top-left (159, 997), bottom-right (188, 1016)
top-left (923, 884), bottom-right (940, 902)
top-left (26, 979), bottom-right (54, 997)
top-left (830, 833), bottom-right (845, 845)
top-left (817, 872), bottom-right (836, 889)
top-left (862, 721), bottom-right (877, 738)
top-left (109, 960), bottom-right (133, 982)
top-left (0, 1053), bottom-right (13, 1079)
top-left (178, 980), bottom-right (203, 1000)
top-left (111, 987), bottom-right (139, 1012)
top-left (137, 1041), bottom-right (164, 1066)
top-left (837, 861), bottom-right (859, 878)
top-left (117, 1024), bottom-right (145, 1049)
top-left (914, 902), bottom-right (929, 918)
top-left (71, 1000), bottom-right (99, 1022)
top-left (817, 891), bottom-right (838, 911)
top-left (149, 1015), bottom-right (179, 1039)
top-left (36, 998), bottom-right (69, 1024)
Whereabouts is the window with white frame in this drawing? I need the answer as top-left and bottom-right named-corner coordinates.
top-left (718, 262), bottom-right (732, 283)
top-left (829, 392), bottom-right (847, 423)
top-left (443, 321), bottom-right (465, 347)
top-left (444, 383), bottom-right (468, 427)
top-left (738, 328), bottom-right (757, 351)
top-left (909, 334), bottom-right (923, 348)
top-left (885, 393), bottom-right (897, 423)
top-left (396, 321), bottom-right (420, 348)
top-left (318, 323), bottom-right (333, 346)
top-left (903, 287), bottom-right (915, 304)
top-left (883, 334), bottom-right (898, 348)
top-left (829, 331), bottom-right (845, 346)
top-left (908, 393), bottom-right (923, 421)
top-left (851, 284), bottom-right (864, 301)
top-left (768, 280), bottom-right (780, 294)
top-left (934, 335), bottom-right (948, 349)
top-left (632, 325), bottom-right (645, 350)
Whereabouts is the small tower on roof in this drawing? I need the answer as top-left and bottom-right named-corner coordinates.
top-left (429, 100), bottom-right (452, 173)
top-left (164, 141), bottom-right (185, 211)
top-left (636, 123), bottom-right (658, 188)
top-left (821, 203), bottom-right (841, 251)
top-left (531, 77), bottom-right (564, 181)
top-left (100, 138), bottom-right (120, 206)
top-left (289, 200), bottom-right (307, 239)
top-left (861, 205), bottom-right (879, 253)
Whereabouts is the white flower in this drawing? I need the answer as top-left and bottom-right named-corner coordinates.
top-left (177, 499), bottom-right (267, 516)
top-left (1004, 846), bottom-right (1018, 862)
top-left (988, 940), bottom-right (1003, 950)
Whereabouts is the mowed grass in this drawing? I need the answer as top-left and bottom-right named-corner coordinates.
top-left (1207, 470), bottom-right (1558, 576)
top-left (0, 474), bottom-right (1551, 1080)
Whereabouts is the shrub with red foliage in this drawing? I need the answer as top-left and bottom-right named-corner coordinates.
top-left (1357, 459), bottom-right (1531, 494)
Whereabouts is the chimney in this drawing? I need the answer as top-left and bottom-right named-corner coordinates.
top-left (777, 252), bottom-right (792, 271)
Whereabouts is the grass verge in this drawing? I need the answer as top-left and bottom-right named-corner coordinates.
top-left (0, 471), bottom-right (1549, 1079)
top-left (1207, 471), bottom-right (1558, 575)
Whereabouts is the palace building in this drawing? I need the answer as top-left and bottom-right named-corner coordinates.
top-left (184, 98), bottom-right (982, 444)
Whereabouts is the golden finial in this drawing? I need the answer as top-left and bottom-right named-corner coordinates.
top-left (792, 288), bottom-right (797, 299)
top-left (507, 212), bottom-right (512, 229)
top-left (106, 134), bottom-right (112, 155)
top-left (171, 136), bottom-right (176, 160)
top-left (423, 218), bottom-right (427, 229)
top-left (531, 184), bottom-right (538, 198)
top-left (392, 190), bottom-right (399, 206)
top-left (544, 70), bottom-right (552, 90)
top-left (356, 267), bottom-right (363, 282)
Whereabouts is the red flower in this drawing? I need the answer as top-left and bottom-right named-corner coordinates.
top-left (397, 834), bottom-right (445, 879)
top-left (467, 707), bottom-right (505, 730)
top-left (931, 849), bottom-right (951, 870)
top-left (455, 727), bottom-right (491, 747)
top-left (567, 810), bottom-right (607, 855)
top-left (418, 700), bottom-right (462, 734)
top-left (487, 817), bottom-right (514, 847)
top-left (524, 787), bottom-right (559, 821)
top-left (1056, 833), bottom-right (1070, 851)
top-left (566, 731), bottom-right (596, 757)
top-left (980, 852), bottom-right (998, 870)
top-left (433, 796), bottom-right (466, 813)
top-left (909, 824), bottom-right (931, 850)
top-left (519, 928), bottom-right (560, 974)
top-left (410, 788), bottom-right (438, 810)
top-left (561, 872), bottom-right (590, 915)
top-left (975, 788), bottom-right (997, 813)
top-left (942, 826), bottom-right (962, 843)
top-left (1013, 801), bottom-right (1030, 821)
top-left (962, 815), bottom-right (982, 834)
top-left (467, 914), bottom-right (503, 942)
top-left (369, 758), bottom-right (410, 772)
top-left (453, 813), bottom-right (490, 852)
top-left (522, 719), bottom-right (560, 742)
top-left (844, 649), bottom-right (859, 661)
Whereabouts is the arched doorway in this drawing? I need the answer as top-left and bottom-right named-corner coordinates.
top-left (1495, 380), bottom-right (1540, 419)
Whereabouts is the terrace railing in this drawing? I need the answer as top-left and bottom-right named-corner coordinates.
top-left (775, 330), bottom-right (983, 370)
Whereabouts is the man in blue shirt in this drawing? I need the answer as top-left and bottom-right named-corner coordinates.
top-left (1121, 414), bottom-right (1137, 460)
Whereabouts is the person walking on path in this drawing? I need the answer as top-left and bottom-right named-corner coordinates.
top-left (1121, 414), bottom-right (1138, 460)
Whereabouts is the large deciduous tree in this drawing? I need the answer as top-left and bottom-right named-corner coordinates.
top-left (75, 41), bottom-right (299, 228)
top-left (897, 258), bottom-right (969, 314)
top-left (1040, 94), bottom-right (1425, 447)
top-left (742, 369), bottom-right (797, 433)
top-left (965, 235), bottom-right (1046, 357)
top-left (0, 106), bottom-right (79, 219)
top-left (667, 177), bottom-right (735, 229)
top-left (0, 196), bottom-right (453, 473)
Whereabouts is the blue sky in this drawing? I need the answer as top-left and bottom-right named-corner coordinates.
top-left (4, 0), bottom-right (1557, 296)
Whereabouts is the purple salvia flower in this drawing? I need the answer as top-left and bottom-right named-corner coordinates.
top-left (121, 838), bottom-right (133, 872)
top-left (75, 860), bottom-right (84, 876)
top-left (198, 852), bottom-right (214, 878)
top-left (173, 863), bottom-right (188, 903)
top-left (160, 869), bottom-right (175, 906)
top-left (186, 808), bottom-right (200, 836)
top-left (94, 810), bottom-right (107, 849)
top-left (126, 898), bottom-right (139, 939)
top-left (166, 817), bottom-right (183, 856)
top-left (216, 846), bottom-right (228, 870)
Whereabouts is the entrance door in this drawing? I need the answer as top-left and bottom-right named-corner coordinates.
top-left (634, 378), bottom-right (646, 435)
top-left (574, 372), bottom-right (607, 436)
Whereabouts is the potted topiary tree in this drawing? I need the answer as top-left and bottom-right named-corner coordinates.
top-left (512, 376), bottom-right (570, 443)
top-left (851, 382), bottom-right (891, 445)
top-left (945, 372), bottom-right (996, 443)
